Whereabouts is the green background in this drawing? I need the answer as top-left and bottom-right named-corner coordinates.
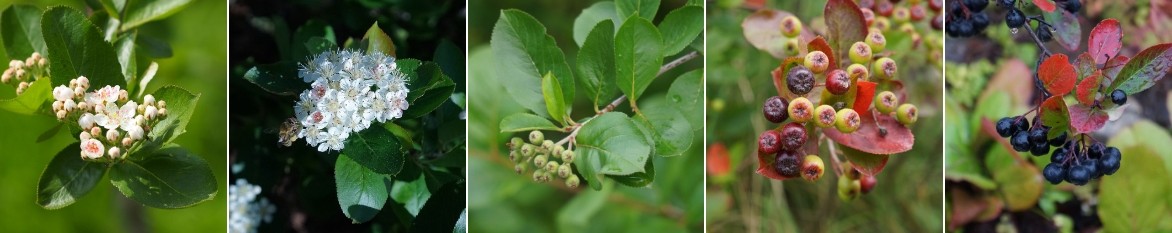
top-left (0, 0), bottom-right (227, 232)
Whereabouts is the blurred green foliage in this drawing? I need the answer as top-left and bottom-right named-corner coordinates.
top-left (705, 1), bottom-right (944, 232)
top-left (0, 0), bottom-right (226, 232)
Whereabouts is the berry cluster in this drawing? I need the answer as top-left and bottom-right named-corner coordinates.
top-left (995, 116), bottom-right (1121, 185)
top-left (837, 164), bottom-right (878, 201)
top-left (1, 52), bottom-right (50, 95)
top-left (52, 76), bottom-right (170, 160)
top-left (506, 131), bottom-right (580, 188)
top-left (947, 0), bottom-right (1082, 38)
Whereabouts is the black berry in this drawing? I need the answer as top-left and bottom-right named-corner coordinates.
top-left (1066, 164), bottom-right (1091, 185)
top-left (1100, 147), bottom-right (1121, 175)
top-left (1005, 8), bottom-right (1026, 28)
top-left (1043, 163), bottom-right (1065, 184)
top-left (1061, 0), bottom-right (1081, 13)
top-left (787, 66), bottom-right (815, 95)
top-left (964, 0), bottom-right (988, 11)
top-left (1089, 142), bottom-right (1105, 158)
top-left (775, 151), bottom-right (802, 178)
top-left (998, 0), bottom-right (1016, 8)
top-left (1012, 117), bottom-right (1030, 134)
top-left (1051, 147), bottom-right (1068, 163)
top-left (763, 96), bottom-right (789, 123)
top-left (1030, 141), bottom-right (1050, 156)
top-left (780, 122), bottom-right (807, 151)
top-left (996, 117), bottom-right (1015, 137)
top-left (1084, 159), bottom-right (1101, 178)
top-left (1048, 131), bottom-right (1067, 146)
top-left (1011, 131), bottom-right (1031, 152)
top-left (1029, 127), bottom-right (1048, 144)
top-left (1110, 89), bottom-right (1127, 105)
top-left (1036, 24), bottom-right (1053, 42)
top-left (971, 12), bottom-right (990, 31)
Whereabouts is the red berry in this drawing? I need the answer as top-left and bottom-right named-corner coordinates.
top-left (910, 5), bottom-right (926, 21)
top-left (780, 122), bottom-right (807, 151)
top-left (859, 174), bottom-right (877, 193)
top-left (758, 130), bottom-right (782, 154)
top-left (826, 69), bottom-right (851, 95)
top-left (762, 96), bottom-right (789, 123)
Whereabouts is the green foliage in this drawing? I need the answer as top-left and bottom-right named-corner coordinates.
top-left (41, 7), bottom-right (125, 88)
top-left (110, 145), bottom-right (216, 209)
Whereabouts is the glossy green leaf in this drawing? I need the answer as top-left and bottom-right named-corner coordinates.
top-left (574, 112), bottom-right (651, 177)
top-left (342, 128), bottom-right (405, 175)
top-left (608, 158), bottom-right (654, 187)
top-left (0, 77), bottom-right (50, 115)
top-left (1099, 146), bottom-right (1172, 233)
top-left (542, 72), bottom-right (567, 124)
top-left (390, 175), bottom-right (430, 216)
top-left (41, 7), bottom-right (126, 87)
top-left (1, 5), bottom-right (46, 59)
top-left (363, 22), bottom-right (396, 57)
top-left (1108, 43), bottom-right (1172, 95)
top-left (666, 70), bottom-right (702, 130)
top-left (136, 86), bottom-right (199, 152)
top-left (615, 0), bottom-right (659, 20)
top-left (335, 153), bottom-right (391, 223)
top-left (290, 20), bottom-right (334, 61)
top-left (117, 0), bottom-right (193, 31)
top-left (656, 6), bottom-right (703, 56)
top-left (304, 37), bottom-right (335, 55)
top-left (491, 10), bottom-right (575, 118)
top-left (410, 181), bottom-right (466, 232)
top-left (114, 32), bottom-right (138, 89)
top-left (634, 99), bottom-right (692, 157)
top-left (402, 61), bottom-right (456, 119)
top-left (499, 113), bottom-right (561, 133)
top-left (572, 2), bottom-right (620, 46)
top-left (577, 20), bottom-right (618, 109)
top-left (1042, 9), bottom-right (1080, 52)
top-left (614, 16), bottom-right (662, 105)
top-left (110, 145), bottom-right (217, 209)
top-left (37, 143), bottom-right (106, 209)
top-left (984, 145), bottom-right (1043, 211)
top-left (242, 62), bottom-right (307, 96)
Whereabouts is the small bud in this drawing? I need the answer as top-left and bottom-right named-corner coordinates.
top-left (77, 76), bottom-right (89, 89)
top-left (106, 129), bottom-right (121, 142)
top-left (118, 90), bottom-right (129, 102)
top-left (16, 81), bottom-right (29, 95)
top-left (90, 127), bottom-right (102, 138)
top-left (158, 100), bottom-right (167, 109)
top-left (9, 60), bottom-right (23, 68)
top-left (53, 101), bottom-right (64, 111)
top-left (514, 164), bottom-right (526, 174)
top-left (137, 104), bottom-right (146, 114)
top-left (108, 146), bottom-right (122, 159)
top-left (1, 69), bottom-right (11, 83)
top-left (557, 164), bottom-right (572, 178)
top-left (145, 106), bottom-right (158, 119)
top-left (37, 58), bottom-right (46, 67)
top-left (56, 110), bottom-right (67, 120)
top-left (80, 132), bottom-right (91, 140)
top-left (565, 175), bottom-right (580, 188)
top-left (122, 137), bottom-right (133, 147)
top-left (77, 102), bottom-right (89, 112)
top-left (15, 69), bottom-right (26, 80)
top-left (528, 130), bottom-right (544, 144)
top-left (143, 94), bottom-right (156, 105)
top-left (64, 99), bottom-right (76, 111)
top-left (73, 86), bottom-right (85, 98)
top-left (25, 56), bottom-right (36, 68)
top-left (158, 108), bottom-right (167, 116)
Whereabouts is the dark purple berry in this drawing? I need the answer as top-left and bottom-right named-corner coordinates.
top-left (1011, 131), bottom-right (1031, 152)
top-left (775, 150), bottom-right (802, 178)
top-left (1012, 117), bottom-right (1029, 134)
top-left (1100, 147), bottom-right (1121, 175)
top-left (1111, 89), bottom-right (1127, 105)
top-left (1051, 147), bottom-right (1068, 163)
top-left (1043, 163), bottom-right (1065, 184)
top-left (964, 0), bottom-right (988, 10)
top-left (1006, 8), bottom-right (1026, 28)
top-left (1061, 0), bottom-right (1081, 13)
top-left (763, 96), bottom-right (789, 123)
top-left (996, 117), bottom-right (1015, 137)
top-left (780, 122), bottom-right (807, 151)
top-left (758, 130), bottom-right (782, 154)
top-left (787, 66), bottom-right (815, 95)
top-left (1029, 127), bottom-right (1048, 144)
top-left (998, 0), bottom-right (1016, 8)
top-left (1066, 164), bottom-right (1091, 185)
top-left (972, 12), bottom-right (990, 31)
top-left (1031, 141), bottom-right (1050, 156)
top-left (1048, 131), bottom-right (1067, 147)
top-left (1089, 143), bottom-right (1105, 159)
top-left (1036, 24), bottom-right (1053, 42)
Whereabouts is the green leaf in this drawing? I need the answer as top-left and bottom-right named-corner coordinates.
top-left (335, 153), bottom-right (391, 223)
top-left (242, 62), bottom-right (307, 96)
top-left (572, 2), bottom-right (620, 46)
top-left (37, 143), bottom-right (106, 209)
top-left (576, 20), bottom-right (618, 109)
top-left (117, 0), bottom-right (193, 31)
top-left (633, 99), bottom-right (692, 157)
top-left (666, 70), bottom-right (703, 130)
top-left (402, 61), bottom-right (456, 119)
top-left (1042, 9), bottom-right (1081, 52)
top-left (1099, 146), bottom-right (1172, 233)
top-left (499, 113), bottom-right (561, 133)
top-left (304, 37), bottom-right (335, 56)
top-left (656, 6), bottom-right (703, 56)
top-left (490, 10), bottom-right (575, 118)
top-left (1039, 96), bottom-right (1071, 138)
top-left (410, 181), bottom-right (466, 232)
top-left (0, 77), bottom-right (51, 115)
top-left (114, 31), bottom-right (138, 90)
top-left (984, 145), bottom-right (1043, 211)
top-left (615, 0), bottom-right (659, 20)
top-left (556, 183), bottom-right (610, 232)
top-left (1, 5), bottom-right (46, 59)
top-left (41, 7), bottom-right (125, 87)
top-left (136, 86), bottom-right (198, 152)
top-left (1108, 43), bottom-right (1172, 95)
top-left (364, 22), bottom-right (396, 57)
top-left (290, 20), bottom-right (335, 61)
top-left (607, 158), bottom-right (654, 187)
top-left (390, 175), bottom-right (430, 216)
top-left (574, 112), bottom-right (651, 176)
top-left (541, 72), bottom-right (567, 124)
top-left (110, 145), bottom-right (217, 209)
top-left (342, 128), bottom-right (405, 175)
top-left (614, 16), bottom-right (663, 106)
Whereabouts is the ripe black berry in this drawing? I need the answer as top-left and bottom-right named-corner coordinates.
top-left (998, 0), bottom-right (1016, 8)
top-left (1048, 131), bottom-right (1067, 146)
top-left (964, 0), bottom-right (988, 11)
top-left (763, 96), bottom-right (789, 123)
top-left (1005, 8), bottom-right (1026, 28)
top-left (758, 130), bottom-right (782, 154)
top-left (1100, 147), bottom-right (1122, 175)
top-left (1110, 89), bottom-right (1127, 105)
top-left (775, 151), bottom-right (802, 178)
top-left (1089, 142), bottom-right (1105, 158)
top-left (1011, 131), bottom-right (1031, 152)
top-left (1036, 24), bottom-right (1053, 42)
top-left (996, 117), bottom-right (1015, 137)
top-left (787, 66), bottom-right (815, 95)
top-left (1061, 0), bottom-right (1081, 13)
top-left (1012, 117), bottom-right (1029, 134)
top-left (1084, 159), bottom-right (1101, 178)
top-left (1043, 163), bottom-right (1065, 184)
top-left (951, 18), bottom-right (974, 37)
top-left (1066, 164), bottom-right (1091, 185)
top-left (971, 12), bottom-right (990, 31)
top-left (1028, 127), bottom-right (1048, 144)
top-left (1051, 147), bottom-right (1068, 163)
top-left (1030, 141), bottom-right (1050, 156)
top-left (780, 122), bottom-right (807, 151)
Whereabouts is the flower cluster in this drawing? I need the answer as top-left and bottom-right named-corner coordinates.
top-left (2, 52), bottom-right (50, 95)
top-left (229, 179), bottom-right (275, 233)
top-left (287, 50), bottom-right (410, 152)
top-left (52, 76), bottom-right (169, 160)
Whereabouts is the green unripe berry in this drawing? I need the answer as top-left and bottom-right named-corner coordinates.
top-left (875, 91), bottom-right (898, 114)
top-left (801, 155), bottom-right (825, 182)
top-left (813, 105), bottom-right (837, 128)
top-left (873, 17), bottom-right (891, 32)
top-left (534, 155), bottom-right (548, 168)
top-left (866, 31), bottom-right (887, 53)
top-left (848, 42), bottom-right (872, 64)
top-left (835, 108), bottom-right (862, 133)
top-left (787, 97), bottom-right (814, 123)
top-left (892, 7), bottom-right (910, 23)
top-left (779, 16), bottom-right (803, 38)
top-left (896, 104), bottom-right (918, 125)
top-left (562, 150), bottom-right (575, 163)
top-left (542, 139), bottom-right (554, 149)
top-left (545, 161), bottom-right (560, 172)
top-left (509, 137), bottom-right (524, 149)
top-left (551, 146), bottom-right (564, 160)
top-left (509, 150), bottom-right (520, 162)
top-left (782, 39), bottom-right (800, 56)
top-left (529, 130), bottom-right (544, 144)
top-left (872, 57), bottom-right (897, 80)
top-left (533, 171), bottom-right (547, 182)
top-left (557, 164), bottom-right (572, 178)
top-left (847, 63), bottom-right (869, 80)
top-left (521, 144), bottom-right (536, 157)
top-left (804, 51), bottom-right (830, 74)
top-left (565, 175), bottom-right (581, 188)
top-left (838, 175), bottom-right (861, 201)
top-left (515, 164), bottom-right (525, 174)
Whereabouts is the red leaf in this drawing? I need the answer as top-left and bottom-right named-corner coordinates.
top-left (823, 113), bottom-right (914, 155)
top-left (824, 0), bottom-right (867, 68)
top-left (1088, 19), bottom-right (1123, 65)
top-left (706, 143), bottom-right (730, 176)
top-left (1104, 55), bottom-right (1129, 81)
top-left (1038, 54), bottom-right (1076, 96)
top-left (839, 145), bottom-right (889, 176)
top-left (807, 36), bottom-right (837, 71)
top-left (852, 81), bottom-right (877, 118)
top-left (1075, 71), bottom-right (1103, 106)
top-left (1069, 105), bottom-right (1108, 134)
top-left (1033, 0), bottom-right (1057, 12)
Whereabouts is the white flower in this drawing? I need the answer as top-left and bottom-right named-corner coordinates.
top-left (126, 124), bottom-right (145, 140)
top-left (290, 50), bottom-right (410, 151)
top-left (107, 146), bottom-right (121, 158)
top-left (86, 85), bottom-right (121, 107)
top-left (144, 105), bottom-right (158, 119)
top-left (96, 102), bottom-right (138, 130)
top-left (53, 86), bottom-right (74, 101)
top-left (64, 99), bottom-right (76, 111)
top-left (78, 113), bottom-right (95, 129)
top-left (229, 179), bottom-right (276, 233)
top-left (80, 139), bottom-right (104, 159)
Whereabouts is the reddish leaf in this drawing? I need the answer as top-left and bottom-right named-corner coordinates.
top-left (1043, 8), bottom-right (1080, 51)
top-left (1076, 71), bottom-right (1103, 106)
top-left (1108, 43), bottom-right (1172, 95)
top-left (824, 0), bottom-right (868, 67)
top-left (1033, 0), bottom-right (1057, 12)
top-left (706, 143), bottom-right (730, 176)
top-left (1038, 54), bottom-right (1077, 96)
top-left (823, 113), bottom-right (914, 155)
top-left (1088, 19), bottom-right (1123, 65)
top-left (807, 36), bottom-right (837, 71)
top-left (1039, 96), bottom-right (1071, 138)
top-left (770, 57), bottom-right (805, 98)
top-left (1069, 105), bottom-right (1108, 134)
top-left (742, 9), bottom-right (812, 58)
top-left (1103, 55), bottom-right (1129, 81)
top-left (839, 145), bottom-right (889, 176)
top-left (852, 81), bottom-right (877, 118)
top-left (1075, 52), bottom-right (1096, 79)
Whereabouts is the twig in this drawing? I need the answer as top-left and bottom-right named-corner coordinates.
top-left (822, 134), bottom-right (845, 176)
